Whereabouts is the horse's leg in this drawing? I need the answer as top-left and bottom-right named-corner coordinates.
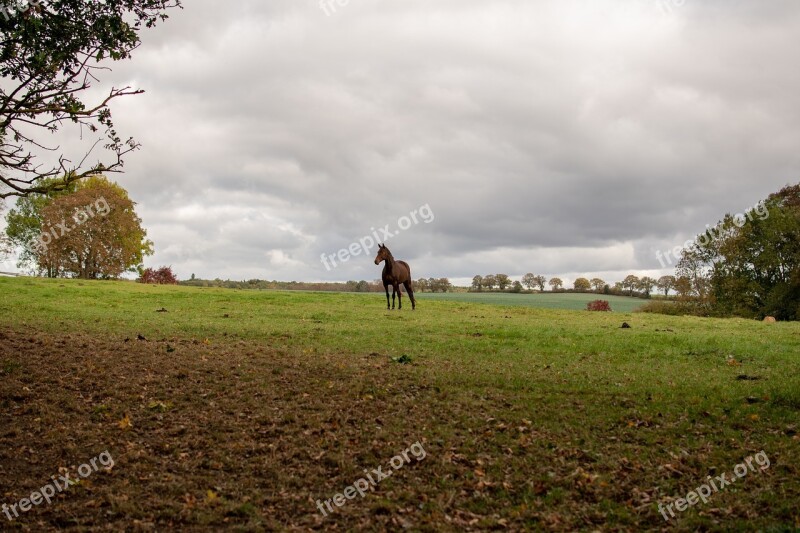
top-left (392, 284), bottom-right (397, 309)
top-left (384, 282), bottom-right (391, 310)
top-left (396, 283), bottom-right (402, 309)
top-left (404, 281), bottom-right (416, 310)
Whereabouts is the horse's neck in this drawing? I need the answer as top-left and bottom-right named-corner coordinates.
top-left (384, 255), bottom-right (396, 273)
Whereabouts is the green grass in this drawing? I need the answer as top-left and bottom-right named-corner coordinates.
top-left (1, 276), bottom-right (799, 530)
top-left (416, 291), bottom-right (648, 312)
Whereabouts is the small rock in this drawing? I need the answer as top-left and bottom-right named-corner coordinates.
top-left (621, 322), bottom-right (631, 329)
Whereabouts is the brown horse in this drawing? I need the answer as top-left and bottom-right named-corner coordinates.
top-left (374, 244), bottom-right (416, 310)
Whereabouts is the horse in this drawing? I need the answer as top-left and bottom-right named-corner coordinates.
top-left (373, 244), bottom-right (416, 310)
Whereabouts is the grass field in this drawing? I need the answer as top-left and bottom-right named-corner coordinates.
top-left (1, 277), bottom-right (799, 531)
top-left (416, 291), bottom-right (648, 313)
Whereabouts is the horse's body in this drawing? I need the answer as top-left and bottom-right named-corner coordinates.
top-left (374, 244), bottom-right (416, 310)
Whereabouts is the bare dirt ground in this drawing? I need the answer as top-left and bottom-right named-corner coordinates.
top-left (0, 326), bottom-right (529, 531)
top-left (2, 323), bottom-right (797, 532)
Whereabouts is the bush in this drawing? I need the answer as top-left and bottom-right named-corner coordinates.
top-left (587, 300), bottom-right (612, 312)
top-left (138, 266), bottom-right (178, 285)
top-left (636, 300), bottom-right (709, 317)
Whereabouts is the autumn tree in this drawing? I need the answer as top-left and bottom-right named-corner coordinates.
top-left (0, 0), bottom-right (182, 198)
top-left (4, 176), bottom-right (80, 272)
top-left (471, 275), bottom-right (483, 292)
top-left (573, 277), bottom-right (591, 292)
top-left (622, 275), bottom-right (640, 296)
top-left (416, 278), bottom-right (429, 292)
top-left (548, 277), bottom-right (563, 291)
top-left (36, 176), bottom-right (152, 278)
top-left (657, 275), bottom-right (676, 296)
top-left (521, 273), bottom-right (536, 290)
top-left (674, 276), bottom-right (692, 298)
top-left (495, 274), bottom-right (511, 291)
top-left (427, 277), bottom-right (437, 292)
top-left (533, 275), bottom-right (547, 292)
top-left (590, 278), bottom-right (606, 293)
top-left (434, 278), bottom-right (453, 293)
top-left (483, 274), bottom-right (497, 291)
top-left (638, 276), bottom-right (656, 298)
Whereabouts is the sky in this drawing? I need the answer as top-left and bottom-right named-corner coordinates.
top-left (2, 0), bottom-right (800, 286)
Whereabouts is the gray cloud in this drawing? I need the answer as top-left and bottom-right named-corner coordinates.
top-left (4, 0), bottom-right (798, 284)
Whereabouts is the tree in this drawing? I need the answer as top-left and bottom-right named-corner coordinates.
top-left (548, 277), bottom-right (563, 290)
top-left (674, 276), bottom-right (692, 298)
top-left (1, 0), bottom-right (182, 198)
top-left (471, 275), bottom-right (483, 292)
top-left (637, 276), bottom-right (656, 298)
top-left (511, 280), bottom-right (523, 293)
top-left (622, 275), bottom-right (640, 296)
top-left (483, 274), bottom-right (497, 291)
top-left (657, 275), bottom-right (676, 296)
top-left (434, 278), bottom-right (453, 293)
top-left (573, 277), bottom-right (591, 292)
top-left (677, 185), bottom-right (800, 319)
top-left (521, 273), bottom-right (536, 290)
top-left (0, 198), bottom-right (11, 261)
top-left (4, 176), bottom-right (79, 271)
top-left (416, 278), bottom-right (428, 292)
top-left (34, 176), bottom-right (152, 278)
top-left (533, 275), bottom-right (546, 292)
top-left (590, 278), bottom-right (606, 293)
top-left (496, 273), bottom-right (511, 291)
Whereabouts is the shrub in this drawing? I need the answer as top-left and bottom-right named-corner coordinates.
top-left (636, 300), bottom-right (708, 317)
top-left (138, 266), bottom-right (178, 285)
top-left (587, 300), bottom-right (612, 312)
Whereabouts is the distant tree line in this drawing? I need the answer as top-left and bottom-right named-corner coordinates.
top-left (415, 278), bottom-right (453, 293)
top-left (467, 272), bottom-right (690, 300)
top-left (179, 277), bottom-right (454, 293)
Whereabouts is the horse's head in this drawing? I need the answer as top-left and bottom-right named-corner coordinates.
top-left (374, 244), bottom-right (390, 265)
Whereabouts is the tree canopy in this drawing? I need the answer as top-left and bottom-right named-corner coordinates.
top-left (677, 184), bottom-right (800, 319)
top-left (0, 0), bottom-right (181, 198)
top-left (5, 175), bottom-right (152, 277)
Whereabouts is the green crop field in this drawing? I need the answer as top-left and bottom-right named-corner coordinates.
top-left (416, 291), bottom-right (649, 313)
top-left (1, 276), bottom-right (798, 531)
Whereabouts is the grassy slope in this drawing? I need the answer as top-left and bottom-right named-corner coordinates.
top-left (415, 291), bottom-right (647, 313)
top-left (1, 277), bottom-right (799, 531)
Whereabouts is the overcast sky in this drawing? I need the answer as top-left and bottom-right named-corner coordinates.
top-left (3, 0), bottom-right (799, 285)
